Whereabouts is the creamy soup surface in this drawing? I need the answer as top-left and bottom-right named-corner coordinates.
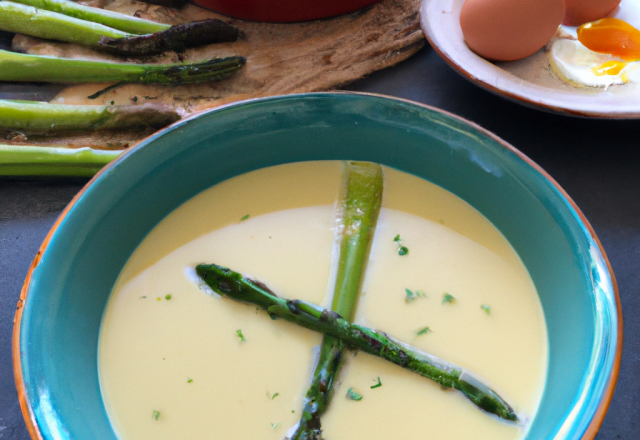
top-left (99, 161), bottom-right (548, 440)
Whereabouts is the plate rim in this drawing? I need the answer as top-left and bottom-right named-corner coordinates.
top-left (420, 0), bottom-right (640, 119)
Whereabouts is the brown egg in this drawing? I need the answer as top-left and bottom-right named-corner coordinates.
top-left (460, 0), bottom-right (565, 61)
top-left (563, 0), bottom-right (622, 26)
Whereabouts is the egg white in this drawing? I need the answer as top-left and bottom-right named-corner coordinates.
top-left (548, 37), bottom-right (640, 88)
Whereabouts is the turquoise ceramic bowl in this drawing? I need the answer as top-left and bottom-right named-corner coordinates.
top-left (14, 93), bottom-right (621, 440)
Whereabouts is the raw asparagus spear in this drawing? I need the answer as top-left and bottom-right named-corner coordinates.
top-left (292, 162), bottom-right (383, 440)
top-left (0, 3), bottom-right (240, 55)
top-left (99, 19), bottom-right (240, 56)
top-left (195, 263), bottom-right (520, 423)
top-left (9, 0), bottom-right (170, 34)
top-left (0, 2), bottom-right (129, 46)
top-left (0, 144), bottom-right (120, 177)
top-left (0, 100), bottom-right (180, 133)
top-left (0, 50), bottom-right (244, 84)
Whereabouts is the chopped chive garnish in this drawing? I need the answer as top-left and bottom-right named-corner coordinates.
top-left (140, 296), bottom-right (147, 298)
top-left (346, 387), bottom-right (363, 401)
top-left (271, 422), bottom-right (281, 429)
top-left (152, 410), bottom-right (160, 420)
top-left (442, 293), bottom-right (456, 305)
top-left (271, 392), bottom-right (279, 400)
top-left (405, 289), bottom-right (426, 302)
top-left (417, 326), bottom-right (431, 336)
top-left (292, 410), bottom-right (295, 413)
top-left (187, 378), bottom-right (193, 383)
top-left (371, 377), bottom-right (382, 389)
top-left (393, 234), bottom-right (409, 255)
top-left (236, 329), bottom-right (246, 342)
top-left (405, 288), bottom-right (416, 302)
top-left (481, 304), bottom-right (491, 315)
top-left (240, 214), bottom-right (250, 221)
top-left (165, 294), bottom-right (172, 300)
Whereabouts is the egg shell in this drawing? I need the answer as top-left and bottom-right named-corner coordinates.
top-left (460, 0), bottom-right (565, 61)
top-left (563, 0), bottom-right (622, 26)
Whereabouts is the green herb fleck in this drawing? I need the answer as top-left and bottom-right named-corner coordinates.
top-left (481, 304), bottom-right (491, 315)
top-left (165, 294), bottom-right (172, 300)
top-left (417, 326), bottom-right (431, 336)
top-left (140, 296), bottom-right (146, 299)
top-left (271, 392), bottom-right (279, 400)
top-left (405, 289), bottom-right (426, 302)
top-left (152, 410), bottom-right (160, 420)
top-left (110, 101), bottom-right (114, 105)
top-left (405, 288), bottom-right (416, 302)
top-left (370, 377), bottom-right (382, 389)
top-left (291, 410), bottom-right (295, 413)
top-left (271, 422), bottom-right (281, 429)
top-left (144, 95), bottom-right (158, 100)
top-left (346, 387), bottom-right (363, 401)
top-left (131, 96), bottom-right (138, 102)
top-left (393, 234), bottom-right (409, 255)
top-left (240, 214), bottom-right (250, 221)
top-left (236, 329), bottom-right (246, 342)
top-left (187, 378), bottom-right (193, 383)
top-left (442, 293), bottom-right (456, 305)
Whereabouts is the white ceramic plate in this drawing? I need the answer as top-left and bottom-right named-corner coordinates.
top-left (420, 0), bottom-right (640, 118)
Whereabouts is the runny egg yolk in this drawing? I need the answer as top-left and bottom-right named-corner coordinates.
top-left (577, 18), bottom-right (640, 61)
top-left (591, 60), bottom-right (628, 78)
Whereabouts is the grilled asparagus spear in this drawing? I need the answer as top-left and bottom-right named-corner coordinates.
top-left (195, 263), bottom-right (520, 423)
top-left (0, 50), bottom-right (245, 84)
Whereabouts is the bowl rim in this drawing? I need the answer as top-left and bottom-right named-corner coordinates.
top-left (12, 91), bottom-right (623, 440)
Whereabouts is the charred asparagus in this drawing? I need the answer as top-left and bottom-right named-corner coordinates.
top-left (0, 50), bottom-right (245, 84)
top-left (195, 263), bottom-right (520, 423)
top-left (99, 19), bottom-right (240, 56)
top-left (0, 100), bottom-right (180, 134)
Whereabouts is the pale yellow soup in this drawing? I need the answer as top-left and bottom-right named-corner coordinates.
top-left (99, 161), bottom-right (548, 440)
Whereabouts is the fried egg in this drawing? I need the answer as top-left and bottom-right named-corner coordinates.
top-left (548, 0), bottom-right (640, 89)
top-left (549, 37), bottom-right (640, 88)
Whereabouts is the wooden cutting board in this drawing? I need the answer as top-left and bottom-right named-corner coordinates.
top-left (10, 0), bottom-right (424, 149)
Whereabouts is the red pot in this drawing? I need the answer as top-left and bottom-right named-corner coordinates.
top-left (191, 0), bottom-right (384, 22)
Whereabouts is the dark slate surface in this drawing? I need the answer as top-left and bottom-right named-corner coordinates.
top-left (1, 45), bottom-right (638, 439)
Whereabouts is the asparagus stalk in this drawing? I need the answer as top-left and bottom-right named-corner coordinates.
top-left (99, 19), bottom-right (240, 56)
top-left (0, 3), bottom-right (240, 55)
top-left (0, 144), bottom-right (120, 177)
top-left (9, 0), bottom-right (170, 34)
top-left (0, 50), bottom-right (245, 84)
top-left (195, 263), bottom-right (520, 423)
top-left (292, 162), bottom-right (383, 440)
top-left (0, 100), bottom-right (180, 133)
top-left (0, 1), bottom-right (130, 46)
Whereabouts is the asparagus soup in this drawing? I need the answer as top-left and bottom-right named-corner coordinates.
top-left (99, 161), bottom-right (548, 440)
